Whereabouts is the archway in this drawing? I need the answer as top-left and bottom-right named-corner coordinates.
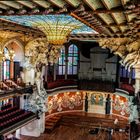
top-left (4, 38), bottom-right (24, 66)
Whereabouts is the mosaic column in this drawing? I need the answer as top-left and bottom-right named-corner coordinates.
top-left (65, 46), bottom-right (68, 80)
top-left (53, 64), bottom-right (56, 81)
top-left (10, 60), bottom-right (14, 79)
top-left (45, 65), bottom-right (48, 82)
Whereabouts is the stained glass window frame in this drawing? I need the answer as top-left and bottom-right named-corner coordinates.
top-left (3, 48), bottom-right (10, 80)
top-left (57, 48), bottom-right (66, 75)
top-left (68, 44), bottom-right (78, 75)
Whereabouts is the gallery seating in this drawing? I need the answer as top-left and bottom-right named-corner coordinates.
top-left (1, 103), bottom-right (12, 110)
top-left (0, 105), bottom-right (35, 131)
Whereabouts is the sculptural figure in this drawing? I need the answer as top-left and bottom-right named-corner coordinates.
top-left (128, 96), bottom-right (139, 123)
top-left (35, 69), bottom-right (42, 95)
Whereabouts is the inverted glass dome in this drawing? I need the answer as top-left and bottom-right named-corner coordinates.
top-left (0, 15), bottom-right (97, 34)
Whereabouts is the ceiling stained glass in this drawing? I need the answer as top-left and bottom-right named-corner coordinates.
top-left (0, 15), bottom-right (97, 34)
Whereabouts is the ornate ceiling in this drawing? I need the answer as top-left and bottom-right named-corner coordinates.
top-left (0, 0), bottom-right (139, 40)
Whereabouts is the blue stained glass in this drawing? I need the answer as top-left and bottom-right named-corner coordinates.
top-left (73, 53), bottom-right (78, 57)
top-left (73, 57), bottom-right (78, 65)
top-left (68, 53), bottom-right (73, 57)
top-left (59, 58), bottom-right (62, 65)
top-left (120, 67), bottom-right (123, 77)
top-left (132, 69), bottom-right (135, 79)
top-left (0, 15), bottom-right (97, 34)
top-left (122, 68), bottom-right (126, 77)
top-left (73, 46), bottom-right (78, 52)
top-left (68, 57), bottom-right (73, 64)
top-left (73, 66), bottom-right (77, 74)
top-left (68, 65), bottom-right (73, 75)
top-left (59, 66), bottom-right (63, 75)
top-left (63, 66), bottom-right (65, 74)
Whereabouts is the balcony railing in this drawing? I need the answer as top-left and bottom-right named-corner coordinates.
top-left (78, 79), bottom-right (115, 92)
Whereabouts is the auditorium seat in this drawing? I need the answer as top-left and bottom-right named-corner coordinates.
top-left (0, 105), bottom-right (35, 133)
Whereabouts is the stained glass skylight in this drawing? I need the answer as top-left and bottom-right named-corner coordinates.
top-left (0, 15), bottom-right (97, 34)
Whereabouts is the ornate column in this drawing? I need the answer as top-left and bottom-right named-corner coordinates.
top-left (129, 69), bottom-right (132, 84)
top-left (9, 49), bottom-right (15, 79)
top-left (53, 64), bottom-right (56, 81)
top-left (65, 46), bottom-right (68, 80)
top-left (0, 61), bottom-right (2, 81)
top-left (10, 59), bottom-right (14, 79)
top-left (0, 53), bottom-right (3, 81)
top-left (45, 65), bottom-right (48, 82)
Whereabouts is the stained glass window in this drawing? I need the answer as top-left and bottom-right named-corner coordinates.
top-left (57, 48), bottom-right (66, 75)
top-left (68, 44), bottom-right (78, 75)
top-left (3, 48), bottom-right (10, 80)
top-left (57, 44), bottom-right (78, 76)
top-left (119, 66), bottom-right (135, 79)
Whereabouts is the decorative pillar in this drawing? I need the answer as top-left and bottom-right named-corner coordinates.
top-left (85, 93), bottom-right (88, 112)
top-left (45, 65), bottom-right (48, 82)
top-left (53, 64), bottom-right (56, 81)
top-left (129, 68), bottom-right (132, 84)
top-left (0, 51), bottom-right (4, 81)
top-left (0, 61), bottom-right (3, 81)
top-left (65, 46), bottom-right (68, 80)
top-left (10, 60), bottom-right (14, 79)
top-left (9, 48), bottom-right (15, 80)
top-left (20, 95), bottom-right (25, 109)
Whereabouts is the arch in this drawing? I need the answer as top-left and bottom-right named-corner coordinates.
top-left (3, 37), bottom-right (25, 66)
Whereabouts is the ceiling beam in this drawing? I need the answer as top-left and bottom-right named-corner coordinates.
top-left (70, 12), bottom-right (102, 34)
top-left (70, 33), bottom-right (139, 40)
top-left (0, 19), bottom-right (44, 36)
top-left (32, 0), bottom-right (51, 8)
top-left (73, 7), bottom-right (125, 15)
top-left (101, 0), bottom-right (122, 33)
top-left (0, 1), bottom-right (21, 9)
top-left (16, 1), bottom-right (36, 9)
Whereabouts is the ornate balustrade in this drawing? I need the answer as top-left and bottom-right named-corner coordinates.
top-left (78, 79), bottom-right (115, 92)
top-left (45, 80), bottom-right (77, 89)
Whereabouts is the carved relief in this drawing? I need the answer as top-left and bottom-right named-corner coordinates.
top-left (99, 38), bottom-right (140, 71)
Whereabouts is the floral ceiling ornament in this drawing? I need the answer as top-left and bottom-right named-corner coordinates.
top-left (98, 38), bottom-right (140, 71)
top-left (31, 15), bottom-right (82, 45)
top-left (0, 15), bottom-right (96, 46)
top-left (25, 37), bottom-right (61, 67)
